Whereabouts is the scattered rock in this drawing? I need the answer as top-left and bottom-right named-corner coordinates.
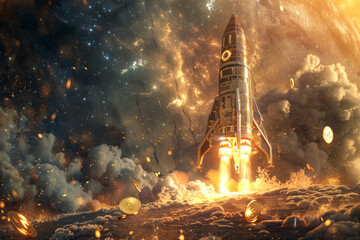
top-left (297, 200), bottom-right (311, 209)
top-left (260, 220), bottom-right (283, 228)
top-left (282, 216), bottom-right (305, 228)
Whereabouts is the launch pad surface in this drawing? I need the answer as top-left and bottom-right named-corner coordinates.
top-left (3, 185), bottom-right (360, 240)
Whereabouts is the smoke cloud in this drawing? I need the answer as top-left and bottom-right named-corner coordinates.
top-left (260, 54), bottom-right (360, 185)
top-left (0, 107), bottom-right (159, 213)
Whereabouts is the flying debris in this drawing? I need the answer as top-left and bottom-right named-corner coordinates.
top-left (290, 78), bottom-right (294, 88)
top-left (245, 200), bottom-right (262, 223)
top-left (119, 197), bottom-right (141, 215)
top-left (323, 126), bottom-right (333, 144)
top-left (306, 163), bottom-right (315, 172)
top-left (132, 178), bottom-right (142, 192)
top-left (197, 14), bottom-right (272, 182)
top-left (6, 211), bottom-right (37, 238)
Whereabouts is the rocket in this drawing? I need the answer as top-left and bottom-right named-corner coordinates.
top-left (197, 14), bottom-right (273, 173)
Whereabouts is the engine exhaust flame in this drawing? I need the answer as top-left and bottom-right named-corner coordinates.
top-left (219, 141), bottom-right (232, 193)
top-left (238, 139), bottom-right (252, 193)
top-left (218, 139), bottom-right (252, 194)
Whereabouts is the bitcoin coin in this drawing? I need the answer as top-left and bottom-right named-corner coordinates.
top-left (245, 200), bottom-right (262, 223)
top-left (119, 197), bottom-right (141, 215)
top-left (7, 211), bottom-right (37, 238)
top-left (132, 179), bottom-right (141, 192)
top-left (323, 126), bottom-right (333, 144)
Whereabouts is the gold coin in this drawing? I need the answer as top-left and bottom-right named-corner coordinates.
top-left (7, 211), bottom-right (37, 238)
top-left (290, 78), bottom-right (294, 88)
top-left (119, 197), bottom-right (141, 215)
top-left (132, 179), bottom-right (142, 192)
top-left (323, 126), bottom-right (333, 144)
top-left (245, 200), bottom-right (262, 223)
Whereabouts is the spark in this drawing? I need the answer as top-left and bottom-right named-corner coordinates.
top-left (66, 79), bottom-right (71, 89)
top-left (95, 229), bottom-right (101, 238)
top-left (325, 219), bottom-right (332, 226)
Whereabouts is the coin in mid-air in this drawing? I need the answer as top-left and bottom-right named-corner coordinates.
top-left (119, 197), bottom-right (141, 215)
top-left (307, 163), bottom-right (315, 172)
top-left (290, 78), bottom-right (294, 88)
top-left (323, 126), bottom-right (333, 144)
top-left (7, 211), bottom-right (37, 238)
top-left (132, 179), bottom-right (141, 192)
top-left (245, 200), bottom-right (262, 223)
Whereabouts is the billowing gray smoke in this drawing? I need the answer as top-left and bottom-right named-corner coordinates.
top-left (260, 54), bottom-right (360, 185)
top-left (0, 109), bottom-right (158, 212)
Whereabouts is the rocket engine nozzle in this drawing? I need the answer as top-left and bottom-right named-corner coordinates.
top-left (219, 140), bottom-right (233, 157)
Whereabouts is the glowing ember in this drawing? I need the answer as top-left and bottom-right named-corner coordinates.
top-left (0, 201), bottom-right (4, 208)
top-left (95, 229), bottom-right (101, 238)
top-left (66, 78), bottom-right (72, 89)
top-left (179, 234), bottom-right (185, 240)
top-left (11, 190), bottom-right (18, 198)
top-left (146, 156), bottom-right (151, 163)
top-left (325, 219), bottom-right (332, 226)
top-left (51, 112), bottom-right (57, 122)
top-left (129, 230), bottom-right (134, 235)
top-left (38, 133), bottom-right (43, 138)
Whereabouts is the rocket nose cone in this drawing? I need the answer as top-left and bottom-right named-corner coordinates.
top-left (224, 14), bottom-right (243, 34)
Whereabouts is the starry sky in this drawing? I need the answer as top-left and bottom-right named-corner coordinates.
top-left (1, 0), bottom-right (360, 211)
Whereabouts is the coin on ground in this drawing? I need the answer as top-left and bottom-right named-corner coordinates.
top-left (119, 197), bottom-right (141, 215)
top-left (245, 200), bottom-right (262, 223)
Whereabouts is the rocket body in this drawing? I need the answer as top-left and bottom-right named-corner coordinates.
top-left (218, 14), bottom-right (251, 142)
top-left (198, 14), bottom-right (272, 172)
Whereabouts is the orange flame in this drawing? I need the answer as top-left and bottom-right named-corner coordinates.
top-left (219, 141), bottom-right (232, 193)
top-left (218, 139), bottom-right (252, 193)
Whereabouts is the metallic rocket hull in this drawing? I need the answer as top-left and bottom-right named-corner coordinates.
top-left (198, 14), bottom-right (272, 172)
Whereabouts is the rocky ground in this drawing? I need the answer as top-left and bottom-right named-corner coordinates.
top-left (1, 185), bottom-right (360, 240)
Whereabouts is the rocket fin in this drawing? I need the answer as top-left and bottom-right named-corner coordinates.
top-left (252, 98), bottom-right (273, 166)
top-left (197, 98), bottom-right (219, 169)
top-left (197, 118), bottom-right (219, 169)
